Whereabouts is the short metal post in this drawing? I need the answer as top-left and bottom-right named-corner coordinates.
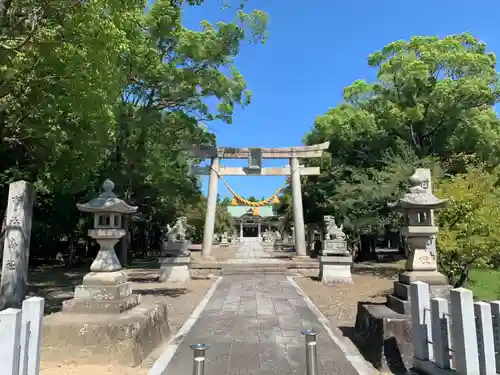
top-left (302, 329), bottom-right (318, 375)
top-left (190, 343), bottom-right (209, 375)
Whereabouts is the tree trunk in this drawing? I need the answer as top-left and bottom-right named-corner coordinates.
top-left (67, 234), bottom-right (75, 268)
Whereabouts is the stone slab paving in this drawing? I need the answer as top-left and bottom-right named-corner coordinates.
top-left (228, 237), bottom-right (282, 264)
top-left (161, 274), bottom-right (364, 375)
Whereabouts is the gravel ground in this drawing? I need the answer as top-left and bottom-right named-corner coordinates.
top-left (296, 266), bottom-right (400, 328)
top-left (296, 267), bottom-right (402, 375)
top-left (39, 278), bottom-right (215, 375)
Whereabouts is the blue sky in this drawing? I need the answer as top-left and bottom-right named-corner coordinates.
top-left (182, 0), bottom-right (500, 199)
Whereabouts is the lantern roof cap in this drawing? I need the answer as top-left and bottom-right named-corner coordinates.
top-left (389, 173), bottom-right (447, 209)
top-left (76, 179), bottom-right (138, 214)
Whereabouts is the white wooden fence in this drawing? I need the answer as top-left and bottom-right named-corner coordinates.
top-left (411, 281), bottom-right (499, 375)
top-left (0, 297), bottom-right (44, 375)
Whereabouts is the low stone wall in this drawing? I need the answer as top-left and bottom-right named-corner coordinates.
top-left (43, 299), bottom-right (171, 367)
top-left (189, 259), bottom-right (319, 278)
top-left (287, 260), bottom-right (319, 275)
top-left (190, 262), bottom-right (223, 279)
top-left (352, 302), bottom-right (412, 374)
top-left (190, 267), bottom-right (222, 279)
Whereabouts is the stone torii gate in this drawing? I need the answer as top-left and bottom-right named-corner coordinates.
top-left (187, 142), bottom-right (330, 259)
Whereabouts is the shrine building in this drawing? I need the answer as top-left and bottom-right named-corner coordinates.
top-left (227, 205), bottom-right (280, 238)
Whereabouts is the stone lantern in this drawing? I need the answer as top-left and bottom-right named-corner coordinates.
top-left (63, 179), bottom-right (139, 314)
top-left (387, 171), bottom-right (450, 314)
top-left (43, 179), bottom-right (170, 366)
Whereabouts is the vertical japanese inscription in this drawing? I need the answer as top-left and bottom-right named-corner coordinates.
top-left (248, 147), bottom-right (262, 170)
top-left (0, 181), bottom-right (35, 309)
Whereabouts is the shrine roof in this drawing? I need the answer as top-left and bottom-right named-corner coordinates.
top-left (227, 205), bottom-right (276, 218)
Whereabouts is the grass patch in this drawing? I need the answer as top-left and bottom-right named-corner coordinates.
top-left (468, 268), bottom-right (500, 301)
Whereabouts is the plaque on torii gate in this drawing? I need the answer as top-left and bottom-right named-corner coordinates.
top-left (185, 142), bottom-right (330, 259)
top-left (248, 148), bottom-right (262, 170)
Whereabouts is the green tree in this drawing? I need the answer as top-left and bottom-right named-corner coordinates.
top-left (0, 0), bottom-right (140, 191)
top-left (0, 0), bottom-right (269, 264)
top-left (220, 197), bottom-right (233, 206)
top-left (215, 204), bottom-right (234, 234)
top-left (435, 161), bottom-right (500, 286)
top-left (301, 33), bottom-right (500, 253)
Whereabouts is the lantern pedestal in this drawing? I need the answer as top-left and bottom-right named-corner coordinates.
top-left (387, 271), bottom-right (449, 315)
top-left (62, 271), bottom-right (140, 314)
top-left (159, 256), bottom-right (191, 283)
top-left (388, 232), bottom-right (449, 315)
top-left (62, 229), bottom-right (140, 314)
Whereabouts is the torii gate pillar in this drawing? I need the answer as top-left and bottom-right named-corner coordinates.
top-left (186, 142), bottom-right (330, 259)
top-left (201, 157), bottom-right (220, 258)
top-left (290, 157), bottom-right (307, 257)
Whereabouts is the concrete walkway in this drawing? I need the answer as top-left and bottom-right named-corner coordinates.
top-left (157, 274), bottom-right (369, 375)
top-left (151, 240), bottom-right (370, 375)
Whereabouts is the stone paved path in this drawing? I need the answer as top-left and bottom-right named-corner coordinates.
top-left (228, 237), bottom-right (281, 264)
top-left (161, 274), bottom-right (364, 375)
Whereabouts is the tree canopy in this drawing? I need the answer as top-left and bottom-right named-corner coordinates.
top-left (0, 0), bottom-right (268, 263)
top-left (300, 33), bottom-right (500, 270)
top-left (302, 34), bottom-right (500, 230)
top-left (435, 160), bottom-right (500, 285)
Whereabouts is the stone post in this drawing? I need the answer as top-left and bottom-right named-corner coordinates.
top-left (20, 296), bottom-right (45, 375)
top-left (0, 181), bottom-right (34, 310)
top-left (202, 157), bottom-right (219, 259)
top-left (474, 301), bottom-right (496, 374)
top-left (257, 222), bottom-right (261, 238)
top-left (0, 308), bottom-right (22, 374)
top-left (490, 302), bottom-right (500, 370)
top-left (239, 221), bottom-right (243, 239)
top-left (409, 281), bottom-right (431, 361)
top-left (430, 297), bottom-right (450, 368)
top-left (450, 288), bottom-right (479, 373)
top-left (290, 157), bottom-right (306, 257)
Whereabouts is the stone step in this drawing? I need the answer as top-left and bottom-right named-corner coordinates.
top-left (223, 271), bottom-right (294, 276)
top-left (222, 266), bottom-right (290, 275)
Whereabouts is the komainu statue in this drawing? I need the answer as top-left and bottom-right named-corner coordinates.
top-left (162, 216), bottom-right (190, 257)
top-left (166, 216), bottom-right (188, 242)
top-left (323, 215), bottom-right (346, 241)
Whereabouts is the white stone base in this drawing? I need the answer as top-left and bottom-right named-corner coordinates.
top-left (159, 257), bottom-right (191, 283)
top-left (319, 255), bottom-right (353, 284)
top-left (220, 240), bottom-right (230, 247)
